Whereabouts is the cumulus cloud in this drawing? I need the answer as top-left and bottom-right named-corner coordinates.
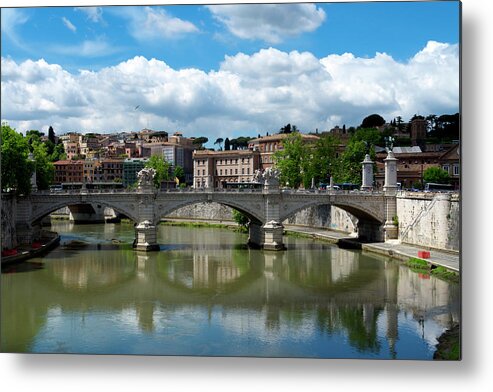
top-left (1, 41), bottom-right (459, 140)
top-left (207, 4), bottom-right (326, 44)
top-left (62, 17), bottom-right (77, 33)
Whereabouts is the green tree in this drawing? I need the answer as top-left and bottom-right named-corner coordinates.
top-left (423, 167), bottom-right (450, 184)
top-left (173, 165), bottom-right (185, 183)
top-left (224, 138), bottom-right (231, 151)
top-left (50, 143), bottom-right (66, 161)
top-left (31, 138), bottom-right (54, 190)
top-left (145, 155), bottom-right (171, 188)
top-left (214, 137), bottom-right (224, 150)
top-left (48, 126), bottom-right (56, 144)
top-left (232, 209), bottom-right (249, 232)
top-left (360, 114), bottom-right (385, 129)
top-left (310, 133), bottom-right (340, 186)
top-left (273, 132), bottom-right (309, 188)
top-left (1, 123), bottom-right (34, 194)
top-left (333, 128), bottom-right (378, 184)
top-left (192, 136), bottom-right (208, 149)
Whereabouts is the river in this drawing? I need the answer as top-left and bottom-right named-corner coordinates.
top-left (1, 221), bottom-right (460, 359)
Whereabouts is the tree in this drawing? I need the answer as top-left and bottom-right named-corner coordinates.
top-left (48, 126), bottom-right (56, 144)
top-left (224, 138), bottom-right (231, 151)
top-left (423, 167), bottom-right (450, 184)
top-left (173, 165), bottom-right (185, 183)
top-left (332, 128), bottom-right (378, 184)
top-left (51, 143), bottom-right (66, 161)
top-left (360, 114), bottom-right (385, 129)
top-left (145, 155), bottom-right (171, 188)
top-left (273, 132), bottom-right (309, 188)
top-left (1, 123), bottom-right (34, 194)
top-left (192, 136), bottom-right (208, 149)
top-left (310, 133), bottom-right (340, 186)
top-left (214, 137), bottom-right (224, 150)
top-left (31, 138), bottom-right (54, 190)
top-left (232, 209), bottom-right (249, 232)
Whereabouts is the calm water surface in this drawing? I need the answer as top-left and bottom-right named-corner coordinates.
top-left (1, 222), bottom-right (460, 359)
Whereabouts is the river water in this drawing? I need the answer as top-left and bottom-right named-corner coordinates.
top-left (1, 221), bottom-right (460, 359)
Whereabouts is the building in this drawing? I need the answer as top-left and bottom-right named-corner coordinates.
top-left (101, 159), bottom-right (124, 182)
top-left (83, 160), bottom-right (97, 183)
top-left (123, 158), bottom-right (148, 188)
top-left (439, 143), bottom-right (460, 189)
top-left (410, 116), bottom-right (427, 146)
top-left (193, 149), bottom-right (261, 188)
top-left (374, 146), bottom-right (444, 189)
top-left (53, 160), bottom-right (84, 184)
top-left (248, 133), bottom-right (319, 170)
top-left (139, 129), bottom-right (168, 143)
top-left (162, 133), bottom-right (195, 183)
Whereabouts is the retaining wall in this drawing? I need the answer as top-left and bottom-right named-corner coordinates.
top-left (397, 192), bottom-right (460, 252)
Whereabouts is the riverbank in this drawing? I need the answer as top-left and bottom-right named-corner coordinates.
top-left (1, 231), bottom-right (60, 266)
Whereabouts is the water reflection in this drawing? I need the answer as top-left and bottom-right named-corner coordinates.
top-left (1, 224), bottom-right (460, 358)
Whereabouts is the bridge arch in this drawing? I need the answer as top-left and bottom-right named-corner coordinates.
top-left (30, 198), bottom-right (140, 225)
top-left (152, 198), bottom-right (264, 226)
top-left (280, 199), bottom-right (383, 225)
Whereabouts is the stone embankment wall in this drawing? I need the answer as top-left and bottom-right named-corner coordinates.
top-left (166, 202), bottom-right (357, 233)
top-left (1, 194), bottom-right (17, 249)
top-left (397, 192), bottom-right (460, 252)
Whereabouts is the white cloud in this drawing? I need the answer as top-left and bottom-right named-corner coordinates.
top-left (207, 4), bottom-right (326, 44)
top-left (1, 8), bottom-right (30, 50)
top-left (51, 39), bottom-right (121, 58)
top-left (114, 6), bottom-right (199, 41)
top-left (62, 17), bottom-right (77, 33)
top-left (1, 41), bottom-right (459, 141)
top-left (75, 7), bottom-right (103, 23)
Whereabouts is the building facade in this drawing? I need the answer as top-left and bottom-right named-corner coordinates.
top-left (248, 133), bottom-right (319, 170)
top-left (193, 149), bottom-right (261, 188)
top-left (123, 158), bottom-right (148, 188)
top-left (53, 160), bottom-right (84, 184)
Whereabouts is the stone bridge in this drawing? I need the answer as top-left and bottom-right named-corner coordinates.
top-left (10, 151), bottom-right (400, 251)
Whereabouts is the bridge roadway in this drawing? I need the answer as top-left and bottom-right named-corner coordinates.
top-left (15, 185), bottom-right (398, 251)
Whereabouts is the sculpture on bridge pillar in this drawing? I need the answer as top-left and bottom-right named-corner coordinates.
top-left (262, 168), bottom-right (280, 191)
top-left (137, 168), bottom-right (156, 192)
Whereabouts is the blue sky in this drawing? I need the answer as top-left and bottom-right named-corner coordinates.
top-left (1, 1), bottom-right (460, 140)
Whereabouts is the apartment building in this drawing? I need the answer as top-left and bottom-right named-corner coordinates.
top-left (248, 133), bottom-right (319, 170)
top-left (53, 160), bottom-right (84, 184)
top-left (193, 149), bottom-right (261, 188)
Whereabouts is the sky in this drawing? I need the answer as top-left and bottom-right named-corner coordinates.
top-left (1, 1), bottom-right (460, 143)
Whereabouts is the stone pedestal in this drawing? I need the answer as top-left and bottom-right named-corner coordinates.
top-left (248, 222), bottom-right (264, 249)
top-left (383, 151), bottom-right (399, 240)
top-left (262, 220), bottom-right (285, 251)
top-left (134, 220), bottom-right (159, 251)
top-left (361, 154), bottom-right (374, 191)
top-left (383, 151), bottom-right (398, 193)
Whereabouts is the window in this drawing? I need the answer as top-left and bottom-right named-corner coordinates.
top-left (453, 164), bottom-right (459, 176)
top-left (235, 169), bottom-right (238, 174)
top-left (242, 168), bottom-right (244, 174)
top-left (220, 169), bottom-right (223, 175)
top-left (247, 168), bottom-right (250, 174)
top-left (442, 165), bottom-right (450, 173)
